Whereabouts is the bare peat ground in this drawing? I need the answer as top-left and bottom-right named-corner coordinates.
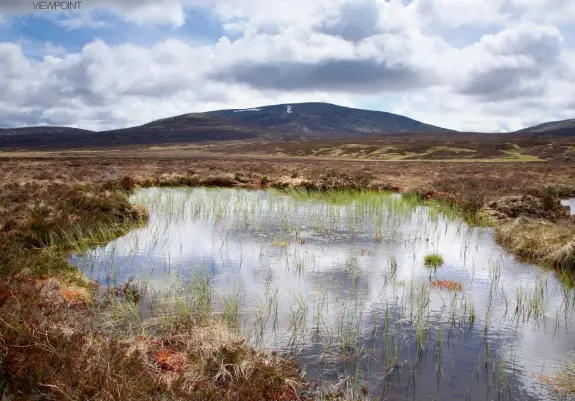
top-left (1, 148), bottom-right (575, 400)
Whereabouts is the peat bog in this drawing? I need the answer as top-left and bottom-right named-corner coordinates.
top-left (1, 155), bottom-right (575, 400)
top-left (71, 187), bottom-right (575, 400)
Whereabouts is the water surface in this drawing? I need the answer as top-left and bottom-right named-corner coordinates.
top-left (72, 188), bottom-right (575, 400)
top-left (561, 198), bottom-right (575, 215)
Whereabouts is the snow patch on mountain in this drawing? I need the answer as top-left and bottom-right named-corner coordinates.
top-left (233, 108), bottom-right (262, 112)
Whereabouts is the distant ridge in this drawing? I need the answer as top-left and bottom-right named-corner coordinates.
top-left (0, 102), bottom-right (454, 149)
top-left (2, 102), bottom-right (573, 150)
top-left (515, 118), bottom-right (575, 136)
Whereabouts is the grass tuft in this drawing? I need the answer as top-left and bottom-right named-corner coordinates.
top-left (424, 253), bottom-right (444, 268)
top-left (495, 217), bottom-right (575, 271)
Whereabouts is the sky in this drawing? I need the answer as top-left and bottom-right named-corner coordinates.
top-left (0, 0), bottom-right (574, 132)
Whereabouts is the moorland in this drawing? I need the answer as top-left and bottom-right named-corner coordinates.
top-left (2, 105), bottom-right (575, 400)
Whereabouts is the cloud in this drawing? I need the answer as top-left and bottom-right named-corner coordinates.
top-left (317, 0), bottom-right (382, 42)
top-left (0, 39), bottom-right (354, 130)
top-left (0, 0), bottom-right (574, 132)
top-left (454, 23), bottom-right (564, 101)
top-left (216, 59), bottom-right (428, 93)
top-left (505, 0), bottom-right (575, 25)
top-left (414, 0), bottom-right (508, 28)
top-left (0, 0), bottom-right (186, 27)
top-left (477, 23), bottom-right (563, 63)
top-left (209, 27), bottom-right (448, 93)
top-left (55, 12), bottom-right (108, 29)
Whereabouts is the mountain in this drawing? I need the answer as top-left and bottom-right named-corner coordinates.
top-left (0, 126), bottom-right (100, 149)
top-left (0, 115), bottom-right (260, 149)
top-left (103, 114), bottom-right (260, 144)
top-left (0, 102), bottom-right (454, 149)
top-left (516, 118), bottom-right (575, 136)
top-left (206, 103), bottom-right (452, 137)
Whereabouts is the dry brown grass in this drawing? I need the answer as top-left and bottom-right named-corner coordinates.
top-left (482, 195), bottom-right (571, 223)
top-left (495, 217), bottom-right (575, 270)
top-left (1, 152), bottom-right (575, 197)
top-left (552, 359), bottom-right (575, 397)
top-left (0, 155), bottom-right (376, 400)
top-left (537, 356), bottom-right (575, 397)
top-left (0, 276), bottom-right (307, 401)
top-left (126, 133), bottom-right (575, 162)
top-left (0, 150), bottom-right (574, 400)
top-left (0, 182), bottom-right (147, 248)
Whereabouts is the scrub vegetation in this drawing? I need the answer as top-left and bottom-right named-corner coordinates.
top-left (1, 151), bottom-right (574, 400)
top-left (135, 133), bottom-right (575, 162)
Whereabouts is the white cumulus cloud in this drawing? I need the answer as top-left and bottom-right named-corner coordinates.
top-left (0, 0), bottom-right (573, 132)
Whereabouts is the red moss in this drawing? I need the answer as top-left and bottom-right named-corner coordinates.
top-left (155, 348), bottom-right (185, 372)
top-left (431, 279), bottom-right (463, 291)
top-left (60, 289), bottom-right (87, 305)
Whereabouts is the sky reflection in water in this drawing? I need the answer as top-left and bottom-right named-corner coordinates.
top-left (71, 188), bottom-right (575, 400)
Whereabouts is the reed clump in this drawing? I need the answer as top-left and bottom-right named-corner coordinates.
top-left (424, 253), bottom-right (444, 268)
